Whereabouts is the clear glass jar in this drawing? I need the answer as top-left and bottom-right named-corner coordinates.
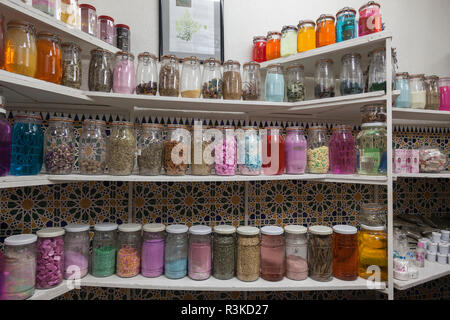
top-left (356, 123), bottom-right (387, 175)
top-left (117, 224), bottom-right (141, 278)
top-left (33, 0), bottom-right (56, 16)
top-left (138, 123), bottom-right (163, 176)
top-left (236, 226), bottom-right (260, 282)
top-left (358, 225), bottom-right (387, 282)
top-left (368, 48), bottom-right (387, 92)
top-left (213, 225), bottom-right (236, 280)
top-left (5, 21), bottom-right (37, 77)
top-left (88, 48), bottom-right (113, 92)
top-left (61, 42), bottom-right (82, 89)
top-left (266, 31), bottom-right (281, 61)
top-left (115, 24), bottom-right (131, 53)
top-left (98, 15), bottom-right (115, 45)
top-left (215, 126), bottom-right (237, 176)
top-left (141, 223), bottom-right (166, 278)
top-left (165, 224), bottom-right (189, 279)
top-left (262, 126), bottom-right (285, 176)
top-left (0, 103), bottom-right (11, 177)
top-left (297, 20), bottom-right (316, 53)
top-left (135, 52), bottom-right (158, 95)
top-left (336, 7), bottom-right (357, 42)
top-left (394, 73), bottom-right (410, 108)
top-left (265, 64), bottom-right (284, 102)
top-left (329, 125), bottom-right (356, 174)
top-left (358, 1), bottom-right (382, 36)
top-left (307, 126), bottom-right (329, 174)
top-left (3, 234), bottom-right (37, 300)
top-left (252, 36), bottom-right (266, 63)
top-left (242, 61), bottom-right (261, 101)
top-left (113, 51), bottom-right (135, 94)
top-left (36, 227), bottom-right (65, 289)
top-left (188, 225), bottom-right (212, 281)
top-left (10, 113), bottom-right (43, 176)
top-left (223, 60), bottom-right (242, 100)
top-left (79, 119), bottom-right (107, 175)
top-left (340, 53), bottom-right (363, 95)
top-left (439, 77), bottom-right (450, 111)
top-left (409, 74), bottom-right (426, 109)
top-left (260, 226), bottom-right (285, 282)
top-left (286, 64), bottom-right (305, 102)
top-left (360, 203), bottom-right (386, 227)
top-left (181, 56), bottom-right (201, 98)
top-left (92, 223), bottom-right (118, 278)
top-left (0, 13), bottom-right (5, 70)
top-left (164, 124), bottom-right (190, 176)
top-left (308, 226), bottom-right (333, 282)
top-left (159, 54), bottom-right (180, 97)
top-left (44, 117), bottom-right (75, 175)
top-left (237, 126), bottom-right (261, 176)
top-left (285, 126), bottom-right (307, 174)
top-left (424, 76), bottom-right (440, 110)
top-left (35, 32), bottom-right (62, 83)
top-left (360, 104), bottom-right (387, 123)
top-left (63, 224), bottom-right (89, 280)
top-left (284, 225), bottom-right (308, 281)
top-left (316, 14), bottom-right (336, 47)
top-left (201, 58), bottom-right (223, 99)
top-left (314, 59), bottom-right (335, 98)
top-left (79, 4), bottom-right (97, 36)
top-left (108, 121), bottom-right (136, 176)
top-left (281, 25), bottom-right (298, 57)
top-left (58, 0), bottom-right (80, 29)
top-left (333, 225), bottom-right (358, 281)
top-left (191, 125), bottom-right (214, 176)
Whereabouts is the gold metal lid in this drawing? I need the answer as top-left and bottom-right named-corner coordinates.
top-left (138, 52), bottom-right (157, 60)
top-left (243, 61), bottom-right (260, 69)
top-left (316, 58), bottom-right (334, 65)
top-left (112, 121), bottom-right (133, 127)
top-left (49, 117), bottom-right (73, 123)
top-left (286, 64), bottom-right (304, 71)
top-left (224, 60), bottom-right (240, 67)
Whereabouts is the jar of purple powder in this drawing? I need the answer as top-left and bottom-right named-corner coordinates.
top-left (64, 223), bottom-right (90, 280)
top-left (36, 227), bottom-right (65, 289)
top-left (215, 126), bottom-right (237, 176)
top-left (141, 223), bottom-right (166, 278)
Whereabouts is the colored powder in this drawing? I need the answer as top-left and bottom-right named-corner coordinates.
top-left (265, 73), bottom-right (285, 102)
top-left (165, 258), bottom-right (187, 279)
top-left (188, 242), bottom-right (211, 281)
top-left (117, 246), bottom-right (140, 278)
top-left (36, 237), bottom-right (64, 289)
top-left (141, 239), bottom-right (165, 278)
top-left (285, 131), bottom-right (306, 174)
top-left (215, 136), bottom-right (237, 176)
top-left (439, 86), bottom-right (450, 111)
top-left (113, 58), bottom-right (135, 94)
top-left (286, 255), bottom-right (308, 281)
top-left (92, 246), bottom-right (116, 277)
top-left (64, 250), bottom-right (88, 279)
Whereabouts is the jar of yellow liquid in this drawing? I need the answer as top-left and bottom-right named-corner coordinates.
top-left (297, 20), bottom-right (316, 53)
top-left (5, 21), bottom-right (37, 77)
top-left (358, 224), bottom-right (387, 281)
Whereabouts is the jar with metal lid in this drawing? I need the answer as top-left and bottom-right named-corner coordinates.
top-left (116, 224), bottom-right (142, 278)
top-left (10, 113), bottom-right (43, 176)
top-left (336, 7), bottom-right (357, 42)
top-left (307, 126), bottom-right (329, 174)
top-left (252, 36), bottom-right (266, 63)
top-left (44, 117), bottom-right (75, 175)
top-left (286, 64), bottom-right (305, 102)
top-left (164, 124), bottom-right (190, 176)
top-left (201, 58), bottom-right (223, 99)
top-left (260, 226), bottom-right (285, 282)
top-left (223, 60), bottom-right (242, 100)
top-left (88, 48), bottom-right (113, 92)
top-left (329, 125), bottom-right (356, 174)
top-left (58, 0), bottom-right (80, 29)
top-left (297, 20), bottom-right (316, 53)
top-left (191, 124), bottom-right (214, 176)
top-left (79, 3), bottom-right (97, 36)
top-left (138, 123), bottom-right (163, 176)
top-left (136, 52), bottom-right (158, 95)
top-left (424, 76), bottom-right (440, 110)
top-left (340, 53), bottom-right (363, 95)
top-left (265, 64), bottom-right (284, 102)
top-left (266, 31), bottom-right (281, 61)
top-left (5, 21), bottom-right (37, 77)
top-left (308, 225), bottom-right (333, 282)
top-left (333, 225), bottom-right (358, 281)
top-left (0, 101), bottom-right (11, 177)
top-left (79, 119), bottom-right (107, 175)
top-left (115, 24), bottom-right (130, 52)
top-left (360, 104), bottom-right (386, 123)
top-left (3, 234), bottom-right (37, 299)
top-left (284, 225), bottom-right (308, 281)
top-left (285, 126), bottom-right (307, 174)
top-left (159, 54), bottom-right (180, 97)
top-left (181, 56), bottom-right (201, 98)
top-left (35, 32), bottom-right (62, 83)
top-left (439, 77), bottom-right (450, 111)
top-left (409, 74), bottom-right (426, 109)
top-left (316, 14), bottom-right (335, 47)
top-left (262, 126), bottom-right (285, 175)
top-left (314, 59), bottom-right (335, 98)
top-left (394, 73), bottom-right (410, 108)
top-left (242, 61), bottom-right (261, 101)
top-left (165, 224), bottom-right (189, 279)
top-left (368, 47), bottom-right (387, 92)
top-left (358, 224), bottom-right (387, 281)
top-left (237, 126), bottom-right (261, 176)
top-left (215, 126), bottom-right (237, 176)
top-left (92, 223), bottom-right (117, 277)
top-left (61, 42), bottom-right (82, 89)
top-left (213, 225), bottom-right (236, 280)
top-left (32, 0), bottom-right (56, 16)
top-left (141, 223), bottom-right (166, 278)
top-left (36, 227), bottom-right (65, 289)
top-left (356, 123), bottom-right (387, 175)
top-left (108, 121), bottom-right (136, 176)
top-left (236, 226), bottom-right (260, 282)
top-left (113, 51), bottom-right (135, 94)
top-left (63, 223), bottom-right (89, 280)
top-left (188, 225), bottom-right (212, 281)
top-left (281, 25), bottom-right (298, 57)
top-left (359, 1), bottom-right (382, 36)
top-left (98, 15), bottom-right (115, 45)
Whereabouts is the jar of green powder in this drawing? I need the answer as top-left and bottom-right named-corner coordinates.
top-left (92, 223), bottom-right (118, 277)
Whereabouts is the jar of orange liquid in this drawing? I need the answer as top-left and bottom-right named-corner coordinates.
top-left (297, 20), bottom-right (316, 53)
top-left (332, 225), bottom-right (358, 281)
top-left (35, 32), bottom-right (62, 84)
top-left (316, 14), bottom-right (336, 48)
top-left (266, 31), bottom-right (281, 61)
top-left (358, 224), bottom-right (387, 282)
top-left (5, 21), bottom-right (37, 77)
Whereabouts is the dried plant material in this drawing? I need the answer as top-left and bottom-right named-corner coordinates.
top-left (308, 233), bottom-right (333, 281)
top-left (237, 235), bottom-right (260, 282)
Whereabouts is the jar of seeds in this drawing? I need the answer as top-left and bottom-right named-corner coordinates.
top-left (138, 123), bottom-right (163, 176)
top-left (135, 52), bottom-right (158, 95)
top-left (242, 61), bottom-right (261, 101)
top-left (61, 42), bottom-right (82, 89)
top-left (286, 64), bottom-right (305, 102)
top-left (213, 225), bottom-right (236, 280)
top-left (164, 124), bottom-right (190, 176)
top-left (191, 125), bottom-right (214, 176)
top-left (44, 117), bottom-right (75, 175)
top-left (79, 119), bottom-right (107, 175)
top-left (88, 48), bottom-right (113, 92)
top-left (159, 54), bottom-right (180, 97)
top-left (236, 226), bottom-right (260, 282)
top-left (201, 58), bottom-right (223, 99)
top-left (223, 60), bottom-right (242, 100)
top-left (108, 121), bottom-right (136, 176)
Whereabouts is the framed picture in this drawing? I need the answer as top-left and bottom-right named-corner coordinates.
top-left (159, 0), bottom-right (224, 62)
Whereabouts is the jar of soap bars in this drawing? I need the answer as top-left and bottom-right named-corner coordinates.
top-left (280, 25), bottom-right (297, 57)
top-left (307, 126), bottom-right (329, 174)
top-left (164, 124), bottom-right (190, 176)
top-left (117, 224), bottom-right (142, 278)
top-left (202, 58), bottom-right (223, 99)
top-left (136, 52), bottom-right (158, 95)
top-left (336, 7), bottom-right (357, 42)
top-left (356, 123), bottom-right (387, 175)
top-left (58, 0), bottom-right (81, 29)
top-left (165, 224), bottom-right (189, 279)
top-left (92, 223), bottom-right (117, 278)
top-left (238, 126), bottom-right (261, 176)
top-left (79, 119), bottom-right (107, 175)
top-left (63, 224), bottom-right (89, 280)
top-left (181, 56), bottom-right (202, 98)
top-left (340, 53), bottom-right (363, 95)
top-left (424, 76), bottom-right (440, 110)
top-left (314, 59), bottom-right (335, 99)
top-left (108, 121), bottom-right (136, 176)
top-left (5, 21), bottom-right (37, 77)
top-left (191, 125), bottom-right (214, 176)
top-left (284, 225), bottom-right (308, 281)
top-left (138, 123), bottom-right (164, 176)
top-left (409, 74), bottom-right (426, 109)
top-left (44, 117), bottom-right (75, 175)
top-left (242, 61), bottom-right (261, 101)
top-left (308, 226), bottom-right (333, 282)
top-left (188, 225), bottom-right (212, 281)
top-left (215, 126), bottom-right (237, 176)
top-left (36, 227), bottom-right (65, 289)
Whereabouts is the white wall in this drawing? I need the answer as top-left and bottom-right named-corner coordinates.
top-left (88, 0), bottom-right (450, 77)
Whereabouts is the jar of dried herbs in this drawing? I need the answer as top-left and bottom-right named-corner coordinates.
top-left (286, 64), bottom-right (305, 102)
top-left (164, 124), bottom-right (190, 176)
top-left (159, 54), bottom-right (180, 97)
top-left (181, 56), bottom-right (202, 98)
top-left (108, 121), bottom-right (136, 176)
top-left (308, 226), bottom-right (333, 282)
top-left (61, 42), bottom-right (82, 89)
top-left (138, 123), bottom-right (163, 176)
top-left (314, 59), bottom-right (335, 99)
top-left (135, 52), bottom-right (158, 95)
top-left (201, 58), bottom-right (223, 99)
top-left (191, 125), bottom-right (214, 176)
top-left (236, 226), bottom-right (260, 282)
top-left (213, 225), bottom-right (236, 280)
top-left (44, 117), bottom-right (75, 175)
top-left (242, 61), bottom-right (261, 101)
top-left (223, 60), bottom-right (242, 100)
top-left (88, 48), bottom-right (113, 92)
top-left (79, 119), bottom-right (107, 175)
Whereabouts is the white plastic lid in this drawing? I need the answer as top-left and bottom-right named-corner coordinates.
top-left (439, 242), bottom-right (450, 247)
top-left (118, 223), bottom-right (142, 233)
top-left (284, 225), bottom-right (307, 235)
top-left (309, 225), bottom-right (333, 235)
top-left (143, 223), bottom-right (165, 233)
top-left (432, 232), bottom-right (441, 237)
top-left (94, 223), bottom-right (118, 232)
top-left (5, 234), bottom-right (37, 246)
top-left (214, 225), bottom-right (236, 235)
top-left (237, 226), bottom-right (260, 236)
top-left (333, 225), bottom-right (357, 235)
top-left (361, 122), bottom-right (387, 128)
top-left (65, 223), bottom-right (90, 233)
top-left (441, 230), bottom-right (450, 234)
top-left (190, 225), bottom-right (212, 235)
top-left (360, 224), bottom-right (386, 231)
top-left (36, 227), bottom-right (65, 238)
top-left (437, 252), bottom-right (447, 257)
top-left (261, 226), bottom-right (284, 236)
top-left (0, 107), bottom-right (6, 115)
top-left (166, 224), bottom-right (188, 234)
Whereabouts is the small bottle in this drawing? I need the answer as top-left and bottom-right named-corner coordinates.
top-left (415, 241), bottom-right (425, 268)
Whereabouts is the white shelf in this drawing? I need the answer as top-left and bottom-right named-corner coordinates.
top-left (27, 281), bottom-right (72, 300)
top-left (393, 108), bottom-right (450, 126)
top-left (394, 173), bottom-right (450, 180)
top-left (394, 261), bottom-right (450, 291)
top-left (0, 174), bottom-right (53, 189)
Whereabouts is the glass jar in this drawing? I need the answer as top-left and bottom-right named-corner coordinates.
top-left (61, 42), bottom-right (82, 89)
top-left (79, 4), bottom-right (97, 36)
top-left (92, 223), bottom-right (118, 278)
top-left (360, 104), bottom-right (387, 123)
top-left (36, 227), bottom-right (65, 289)
top-left (5, 21), bottom-right (37, 77)
top-left (142, 224), bottom-right (166, 278)
top-left (137, 123), bottom-right (163, 176)
top-left (439, 77), bottom-right (450, 111)
top-left (191, 125), bottom-right (214, 176)
top-left (359, 1), bottom-right (382, 37)
top-left (108, 121), bottom-right (136, 176)
top-left (236, 226), bottom-right (260, 282)
top-left (159, 54), bottom-right (180, 97)
top-left (213, 225), bottom-right (236, 280)
top-left (88, 48), bottom-right (113, 92)
top-left (223, 60), bottom-right (242, 100)
top-left (201, 58), bottom-right (223, 99)
top-left (329, 125), bottom-right (356, 174)
top-left (266, 31), bottom-right (281, 61)
top-left (340, 53), bottom-right (363, 95)
top-left (98, 15), bottom-right (115, 45)
top-left (358, 224), bottom-right (387, 282)
top-left (297, 20), bottom-right (316, 53)
top-left (252, 36), bottom-right (266, 63)
top-left (44, 117), bottom-right (75, 175)
top-left (113, 52), bottom-right (136, 94)
top-left (10, 113), bottom-right (43, 176)
top-left (394, 73), bottom-right (410, 108)
top-left (262, 126), bottom-right (285, 176)
top-left (33, 0), bottom-right (55, 16)
top-left (164, 124), bottom-right (190, 176)
top-left (0, 13), bottom-right (5, 70)
top-left (314, 59), bottom-right (335, 98)
top-left (281, 25), bottom-right (297, 57)
top-left (115, 24), bottom-right (131, 53)
top-left (188, 225), bottom-right (212, 281)
top-left (285, 127), bottom-right (307, 175)
top-left (336, 7), bottom-right (357, 42)
top-left (165, 224), bottom-right (189, 279)
top-left (237, 126), bottom-right (261, 176)
top-left (181, 56), bottom-right (201, 98)
top-left (333, 225), bottom-right (358, 281)
top-left (136, 52), bottom-right (158, 95)
top-left (63, 224), bottom-right (89, 280)
top-left (284, 225), bottom-right (308, 281)
top-left (35, 32), bottom-right (62, 83)
top-left (260, 226), bottom-right (285, 282)
top-left (3, 234), bottom-right (37, 300)
top-left (0, 102), bottom-right (11, 177)
top-left (265, 64), bottom-right (284, 102)
top-left (424, 76), bottom-right (440, 110)
top-left (356, 123), bottom-right (387, 175)
top-left (360, 203), bottom-right (386, 227)
top-left (242, 61), bottom-right (261, 101)
top-left (116, 224), bottom-right (141, 278)
top-left (368, 48), bottom-right (387, 92)
top-left (307, 126), bottom-right (329, 174)
top-left (409, 74), bottom-right (426, 109)
top-left (58, 0), bottom-right (80, 29)
top-left (316, 14), bottom-right (335, 47)
top-left (79, 119), bottom-right (107, 175)
top-left (308, 226), bottom-right (333, 282)
top-left (215, 126), bottom-right (237, 176)
top-left (286, 64), bottom-right (305, 102)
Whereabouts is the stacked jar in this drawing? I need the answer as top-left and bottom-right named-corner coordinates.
top-left (79, 119), bottom-right (107, 175)
top-left (265, 64), bottom-right (284, 102)
top-left (356, 122), bottom-right (387, 176)
top-left (58, 0), bottom-right (80, 29)
top-left (35, 32), bottom-right (62, 84)
top-left (260, 226), bottom-right (285, 282)
top-left (92, 223), bottom-right (117, 278)
top-left (439, 77), bottom-right (450, 111)
top-left (0, 98), bottom-right (11, 177)
top-left (181, 56), bottom-right (202, 98)
top-left (394, 73), bottom-right (410, 108)
top-left (308, 226), bottom-right (333, 282)
top-left (284, 225), bottom-right (308, 281)
top-left (238, 126), bottom-right (261, 176)
top-left (61, 42), bottom-right (82, 89)
top-left (242, 61), bottom-right (261, 101)
top-left (424, 76), bottom-right (440, 110)
top-left (297, 20), bottom-right (316, 53)
top-left (80, 4), bottom-right (97, 36)
top-left (336, 7), bottom-right (357, 42)
top-left (108, 121), bottom-right (136, 176)
top-left (138, 123), bottom-right (163, 176)
top-left (316, 14), bottom-right (335, 48)
top-left (286, 64), bottom-right (305, 102)
top-left (202, 58), bottom-right (223, 99)
top-left (116, 224), bottom-right (141, 278)
top-left (236, 226), bottom-right (260, 282)
top-left (32, 0), bottom-right (56, 16)
top-left (215, 126), bottom-right (237, 176)
top-left (113, 51), bottom-right (135, 94)
top-left (280, 25), bottom-right (297, 57)
top-left (5, 21), bottom-right (37, 77)
top-left (223, 60), bottom-right (242, 100)
top-left (307, 126), bottom-right (329, 174)
top-left (89, 48), bottom-right (113, 92)
top-left (252, 36), bottom-right (266, 63)
top-left (165, 224), bottom-right (189, 279)
top-left (98, 15), bottom-right (115, 45)
top-left (63, 224), bottom-right (90, 280)
top-left (136, 52), bottom-right (158, 95)
top-left (332, 225), bottom-right (358, 281)
top-left (359, 1), bottom-right (382, 36)
top-left (262, 126), bottom-right (285, 175)
top-left (329, 125), bottom-right (356, 174)
top-left (44, 117), bottom-right (75, 175)
top-left (340, 53), bottom-right (363, 95)
top-left (115, 24), bottom-right (131, 53)
top-left (213, 225), bottom-right (236, 280)
top-left (141, 223), bottom-right (166, 278)
top-left (368, 48), bottom-right (387, 92)
top-left (188, 225), bottom-right (212, 281)
top-left (191, 125), bottom-right (214, 176)
top-left (266, 31), bottom-right (281, 61)
top-left (315, 59), bottom-right (335, 98)
top-left (159, 55), bottom-right (180, 97)
top-left (409, 74), bottom-right (426, 109)
top-left (285, 126), bottom-right (307, 175)
top-left (36, 228), bottom-right (65, 289)
top-left (164, 124), bottom-right (190, 176)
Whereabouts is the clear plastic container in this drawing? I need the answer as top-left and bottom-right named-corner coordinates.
top-left (262, 126), bottom-right (285, 175)
top-left (164, 124), bottom-right (190, 176)
top-left (135, 52), bottom-right (158, 95)
top-left (113, 51), bottom-right (135, 94)
top-left (108, 121), bottom-right (136, 176)
top-left (79, 4), bottom-right (97, 36)
top-left (36, 227), bottom-right (65, 289)
top-left (281, 25), bottom-right (297, 57)
top-left (88, 48), bottom-right (113, 92)
top-left (44, 117), bottom-right (75, 175)
top-left (201, 58), bottom-right (223, 99)
top-left (181, 56), bottom-right (201, 98)
top-left (79, 119), bottom-right (107, 175)
top-left (138, 123), bottom-right (163, 176)
top-left (58, 0), bottom-right (81, 29)
top-left (285, 126), bottom-right (307, 174)
top-left (165, 224), bottom-right (189, 279)
top-left (188, 225), bottom-right (212, 281)
top-left (0, 101), bottom-right (11, 177)
top-left (394, 73), bottom-right (410, 108)
top-left (215, 126), bottom-right (237, 176)
top-left (336, 7), bottom-right (357, 42)
top-left (409, 74), bottom-right (426, 109)
top-left (307, 126), bottom-right (329, 174)
top-left (191, 125), bottom-right (214, 176)
top-left (237, 126), bottom-right (262, 176)
top-left (265, 64), bottom-right (284, 102)
top-left (33, 0), bottom-right (56, 16)
top-left (223, 60), bottom-right (242, 100)
top-left (64, 224), bottom-right (89, 280)
top-left (236, 226), bottom-right (260, 282)
top-left (284, 225), bottom-right (308, 281)
top-left (316, 14), bottom-right (335, 47)
top-left (297, 20), bottom-right (316, 53)
top-left (308, 226), bottom-right (333, 282)
top-left (333, 225), bottom-right (358, 281)
top-left (314, 59), bottom-right (335, 98)
top-left (356, 123), bottom-right (387, 175)
top-left (117, 224), bottom-right (142, 278)
top-left (98, 15), bottom-right (115, 45)
top-left (5, 21), bottom-right (37, 77)
top-left (340, 53), bottom-right (363, 95)
top-left (242, 61), bottom-right (261, 101)
top-left (141, 223), bottom-right (165, 278)
top-left (115, 24), bottom-right (130, 53)
top-left (424, 76), bottom-right (440, 110)
top-left (92, 223), bottom-right (117, 278)
top-left (286, 64), bottom-right (305, 102)
top-left (159, 54), bottom-right (180, 97)
top-left (260, 226), bottom-right (285, 282)
top-left (61, 42), bottom-right (82, 89)
top-left (329, 125), bottom-right (356, 174)
top-left (213, 225), bottom-right (236, 280)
